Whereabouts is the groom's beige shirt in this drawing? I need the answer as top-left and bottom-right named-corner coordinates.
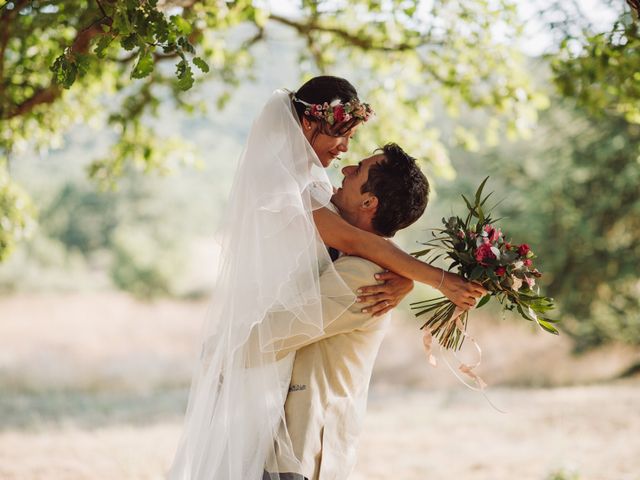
top-left (269, 255), bottom-right (390, 480)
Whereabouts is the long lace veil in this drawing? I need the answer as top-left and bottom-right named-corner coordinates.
top-left (168, 89), bottom-right (355, 479)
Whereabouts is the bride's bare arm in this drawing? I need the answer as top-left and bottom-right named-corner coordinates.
top-left (313, 207), bottom-right (484, 309)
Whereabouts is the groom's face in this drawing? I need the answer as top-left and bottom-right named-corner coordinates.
top-left (332, 153), bottom-right (385, 214)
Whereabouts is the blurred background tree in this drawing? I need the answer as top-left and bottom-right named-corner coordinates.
top-left (1, 0), bottom-right (638, 350)
top-left (504, 7), bottom-right (640, 350)
top-left (438, 4), bottom-right (640, 351)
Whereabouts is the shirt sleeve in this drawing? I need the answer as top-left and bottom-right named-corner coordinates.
top-left (272, 255), bottom-right (386, 359)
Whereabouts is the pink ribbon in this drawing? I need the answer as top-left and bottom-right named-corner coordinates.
top-left (422, 307), bottom-right (506, 413)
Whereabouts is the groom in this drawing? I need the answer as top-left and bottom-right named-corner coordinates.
top-left (265, 143), bottom-right (430, 480)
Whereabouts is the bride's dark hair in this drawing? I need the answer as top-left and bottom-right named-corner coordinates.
top-left (292, 76), bottom-right (363, 138)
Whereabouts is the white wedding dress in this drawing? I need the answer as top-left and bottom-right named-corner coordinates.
top-left (168, 90), bottom-right (356, 480)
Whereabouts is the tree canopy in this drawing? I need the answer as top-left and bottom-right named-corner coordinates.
top-left (2, 0), bottom-right (547, 259)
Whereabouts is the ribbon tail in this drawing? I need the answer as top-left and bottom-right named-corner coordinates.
top-left (459, 362), bottom-right (488, 390)
top-left (422, 328), bottom-right (438, 367)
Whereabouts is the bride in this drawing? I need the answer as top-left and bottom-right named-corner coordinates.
top-left (168, 76), bottom-right (483, 480)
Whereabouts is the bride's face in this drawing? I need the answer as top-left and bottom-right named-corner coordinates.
top-left (302, 118), bottom-right (359, 167)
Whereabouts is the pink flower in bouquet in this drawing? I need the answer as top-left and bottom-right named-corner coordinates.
top-left (495, 266), bottom-right (506, 276)
top-left (475, 243), bottom-right (496, 265)
top-left (484, 225), bottom-right (501, 243)
top-left (456, 230), bottom-right (465, 239)
top-left (524, 276), bottom-right (536, 288)
top-left (523, 259), bottom-right (532, 267)
top-left (518, 244), bottom-right (531, 256)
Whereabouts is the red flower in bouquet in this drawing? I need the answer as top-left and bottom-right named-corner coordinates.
top-left (518, 244), bottom-right (530, 256)
top-left (475, 243), bottom-right (497, 265)
top-left (495, 266), bottom-right (507, 276)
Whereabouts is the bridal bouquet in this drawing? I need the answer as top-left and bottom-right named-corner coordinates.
top-left (411, 178), bottom-right (558, 351)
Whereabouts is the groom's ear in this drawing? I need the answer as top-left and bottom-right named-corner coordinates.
top-left (362, 195), bottom-right (378, 212)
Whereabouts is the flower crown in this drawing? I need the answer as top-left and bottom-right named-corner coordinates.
top-left (292, 95), bottom-right (374, 126)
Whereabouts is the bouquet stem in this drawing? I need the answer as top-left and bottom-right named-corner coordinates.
top-left (413, 298), bottom-right (469, 350)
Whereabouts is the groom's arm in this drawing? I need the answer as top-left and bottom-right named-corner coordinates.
top-left (271, 256), bottom-right (387, 359)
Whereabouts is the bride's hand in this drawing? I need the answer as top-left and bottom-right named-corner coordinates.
top-left (440, 270), bottom-right (486, 309)
top-left (356, 271), bottom-right (414, 317)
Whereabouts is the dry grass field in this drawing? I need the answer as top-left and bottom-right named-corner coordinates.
top-left (1, 293), bottom-right (639, 480)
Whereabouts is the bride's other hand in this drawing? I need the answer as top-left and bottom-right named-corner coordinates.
top-left (440, 271), bottom-right (486, 310)
top-left (356, 271), bottom-right (414, 317)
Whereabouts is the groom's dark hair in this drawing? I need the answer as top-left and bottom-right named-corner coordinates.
top-left (362, 143), bottom-right (429, 237)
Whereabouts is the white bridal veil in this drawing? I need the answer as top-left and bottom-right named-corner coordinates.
top-left (168, 90), bottom-right (356, 480)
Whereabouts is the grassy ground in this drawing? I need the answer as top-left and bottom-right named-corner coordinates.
top-left (1, 293), bottom-right (639, 480)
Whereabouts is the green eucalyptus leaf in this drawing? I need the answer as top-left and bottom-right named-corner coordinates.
top-left (476, 294), bottom-right (492, 309)
top-left (474, 176), bottom-right (490, 205)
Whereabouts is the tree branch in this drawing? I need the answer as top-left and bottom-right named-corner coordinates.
top-left (95, 0), bottom-right (108, 18)
top-left (269, 13), bottom-right (433, 52)
top-left (7, 85), bottom-right (61, 118)
top-left (4, 15), bottom-right (112, 119)
top-left (627, 0), bottom-right (640, 19)
top-left (241, 25), bottom-right (265, 50)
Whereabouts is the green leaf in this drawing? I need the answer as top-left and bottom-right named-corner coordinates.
top-left (178, 36), bottom-right (195, 54)
top-left (411, 248), bottom-right (432, 258)
top-left (474, 176), bottom-right (490, 205)
top-left (94, 35), bottom-right (114, 58)
top-left (537, 319), bottom-right (560, 335)
top-left (50, 53), bottom-right (77, 89)
top-left (469, 265), bottom-right (484, 281)
top-left (171, 15), bottom-right (193, 35)
top-left (175, 59), bottom-right (194, 90)
top-left (477, 203), bottom-right (485, 223)
top-left (480, 191), bottom-right (493, 207)
top-left (539, 316), bottom-right (560, 324)
top-left (131, 50), bottom-right (154, 79)
top-left (193, 56), bottom-right (210, 73)
top-left (461, 194), bottom-right (475, 213)
top-left (114, 9), bottom-right (133, 35)
top-left (516, 304), bottom-right (534, 321)
top-left (476, 294), bottom-right (491, 309)
top-left (121, 33), bottom-right (138, 51)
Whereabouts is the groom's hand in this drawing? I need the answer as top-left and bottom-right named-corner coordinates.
top-left (440, 271), bottom-right (486, 309)
top-left (356, 271), bottom-right (414, 317)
